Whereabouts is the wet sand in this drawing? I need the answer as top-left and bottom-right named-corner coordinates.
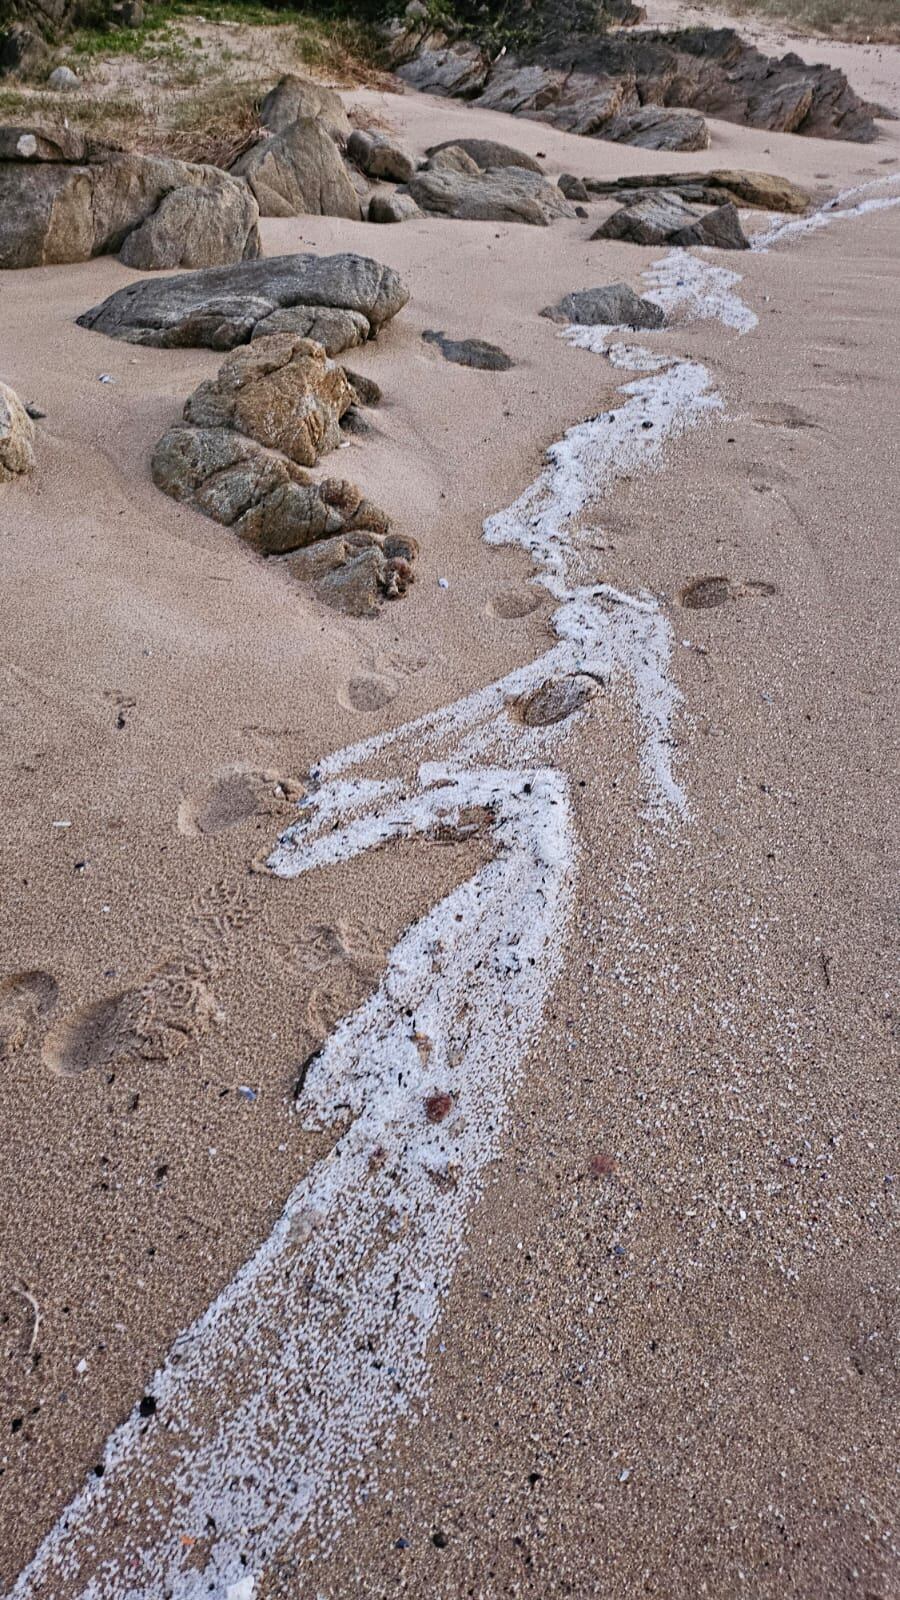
top-left (0, 61), bottom-right (897, 1600)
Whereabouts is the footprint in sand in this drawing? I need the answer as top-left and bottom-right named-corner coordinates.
top-left (486, 588), bottom-right (544, 620)
top-left (0, 971), bottom-right (58, 1059)
top-left (751, 402), bottom-right (820, 432)
top-left (338, 673), bottom-right (399, 713)
top-left (41, 960), bottom-right (221, 1077)
top-left (277, 918), bottom-right (385, 980)
top-left (178, 767), bottom-right (304, 838)
top-left (679, 576), bottom-right (778, 610)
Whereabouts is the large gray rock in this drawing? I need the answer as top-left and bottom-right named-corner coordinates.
top-left (119, 180), bottom-right (259, 270)
top-left (540, 283), bottom-right (664, 329)
top-left (231, 118), bottom-right (360, 219)
top-left (347, 128), bottom-right (414, 184)
top-left (0, 381), bottom-right (35, 481)
top-left (407, 166), bottom-right (574, 226)
top-left (601, 106), bottom-right (709, 151)
top-left (77, 252), bottom-right (410, 348)
top-left (259, 74), bottom-right (351, 144)
top-left (151, 425), bottom-right (389, 557)
top-left (592, 193), bottom-right (749, 248)
top-left (423, 145), bottom-right (481, 176)
top-left (424, 138), bottom-right (543, 173)
top-left (182, 335), bottom-right (353, 468)
top-left (0, 134), bottom-right (260, 269)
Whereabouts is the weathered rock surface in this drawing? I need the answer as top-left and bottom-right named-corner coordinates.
top-left (119, 180), bottom-right (260, 271)
top-left (567, 167), bottom-right (810, 213)
top-left (259, 74), bottom-right (351, 144)
top-left (182, 335), bottom-right (353, 468)
top-left (231, 118), bottom-right (360, 219)
top-left (602, 106), bottom-right (709, 151)
top-left (347, 128), bottom-right (414, 184)
top-left (391, 24), bottom-right (879, 143)
top-left (540, 283), bottom-right (664, 329)
top-left (0, 381), bottom-right (35, 481)
top-left (0, 131), bottom-right (260, 269)
top-left (396, 38), bottom-right (489, 98)
top-left (287, 529), bottom-right (418, 615)
top-left (407, 166), bottom-right (574, 226)
top-left (152, 424), bottom-right (389, 556)
top-left (249, 304), bottom-right (370, 354)
top-left (368, 189), bottom-right (423, 224)
top-left (48, 63), bottom-right (79, 89)
top-left (422, 330), bottom-right (513, 370)
top-left (591, 193), bottom-right (750, 248)
top-left (423, 145), bottom-right (481, 176)
top-left (77, 252), bottom-right (410, 349)
top-left (424, 138), bottom-right (543, 173)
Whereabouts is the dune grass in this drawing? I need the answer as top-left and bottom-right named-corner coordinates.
top-left (703, 0), bottom-right (900, 43)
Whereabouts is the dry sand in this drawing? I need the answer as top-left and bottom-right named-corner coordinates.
top-left (0, 41), bottom-right (898, 1600)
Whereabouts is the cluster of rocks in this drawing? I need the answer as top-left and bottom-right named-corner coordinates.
top-left (0, 125), bottom-right (260, 271)
top-left (152, 335), bottom-right (415, 617)
top-left (363, 136), bottom-right (576, 228)
top-left (389, 22), bottom-right (881, 147)
top-left (72, 250), bottom-right (414, 615)
top-left (595, 193), bottom-right (751, 249)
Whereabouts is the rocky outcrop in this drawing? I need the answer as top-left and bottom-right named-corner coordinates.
top-left (182, 335), bottom-right (354, 469)
top-left (0, 381), bottom-right (35, 481)
top-left (424, 138), bottom-right (543, 174)
top-left (391, 24), bottom-right (880, 144)
top-left (406, 166), bottom-right (574, 226)
top-left (600, 106), bottom-right (709, 151)
top-left (347, 128), bottom-right (414, 184)
top-left (259, 74), bottom-right (351, 145)
top-left (421, 330), bottom-right (513, 370)
top-left (0, 128), bottom-right (260, 269)
top-left (540, 284), bottom-right (664, 328)
top-left (230, 118), bottom-right (360, 220)
top-left (561, 167), bottom-right (810, 213)
top-left (592, 193), bottom-right (750, 248)
top-left (76, 252), bottom-right (410, 349)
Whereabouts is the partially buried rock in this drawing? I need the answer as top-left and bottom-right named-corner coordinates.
top-left (231, 118), bottom-right (360, 219)
top-left (182, 335), bottom-right (354, 468)
top-left (347, 128), bottom-right (414, 184)
top-left (514, 674), bottom-right (598, 727)
top-left (77, 252), bottom-right (410, 349)
top-left (424, 138), bottom-right (543, 174)
top-left (368, 189), bottom-right (423, 224)
top-left (407, 166), bottom-right (573, 226)
top-left (540, 283), bottom-right (664, 330)
top-left (592, 193), bottom-right (749, 248)
top-left (48, 65), bottom-right (80, 91)
top-left (572, 168), bottom-right (809, 214)
top-left (152, 425), bottom-right (388, 556)
top-left (259, 74), bottom-right (351, 145)
top-left (0, 381), bottom-right (35, 481)
top-left (287, 530), bottom-right (418, 615)
top-left (422, 330), bottom-right (513, 370)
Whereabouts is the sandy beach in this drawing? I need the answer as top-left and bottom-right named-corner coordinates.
top-left (0, 21), bottom-right (898, 1599)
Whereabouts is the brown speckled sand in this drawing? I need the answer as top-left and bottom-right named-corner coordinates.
top-left (0, 37), bottom-right (897, 1600)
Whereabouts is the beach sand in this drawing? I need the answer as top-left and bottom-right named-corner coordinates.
top-left (0, 46), bottom-right (897, 1600)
